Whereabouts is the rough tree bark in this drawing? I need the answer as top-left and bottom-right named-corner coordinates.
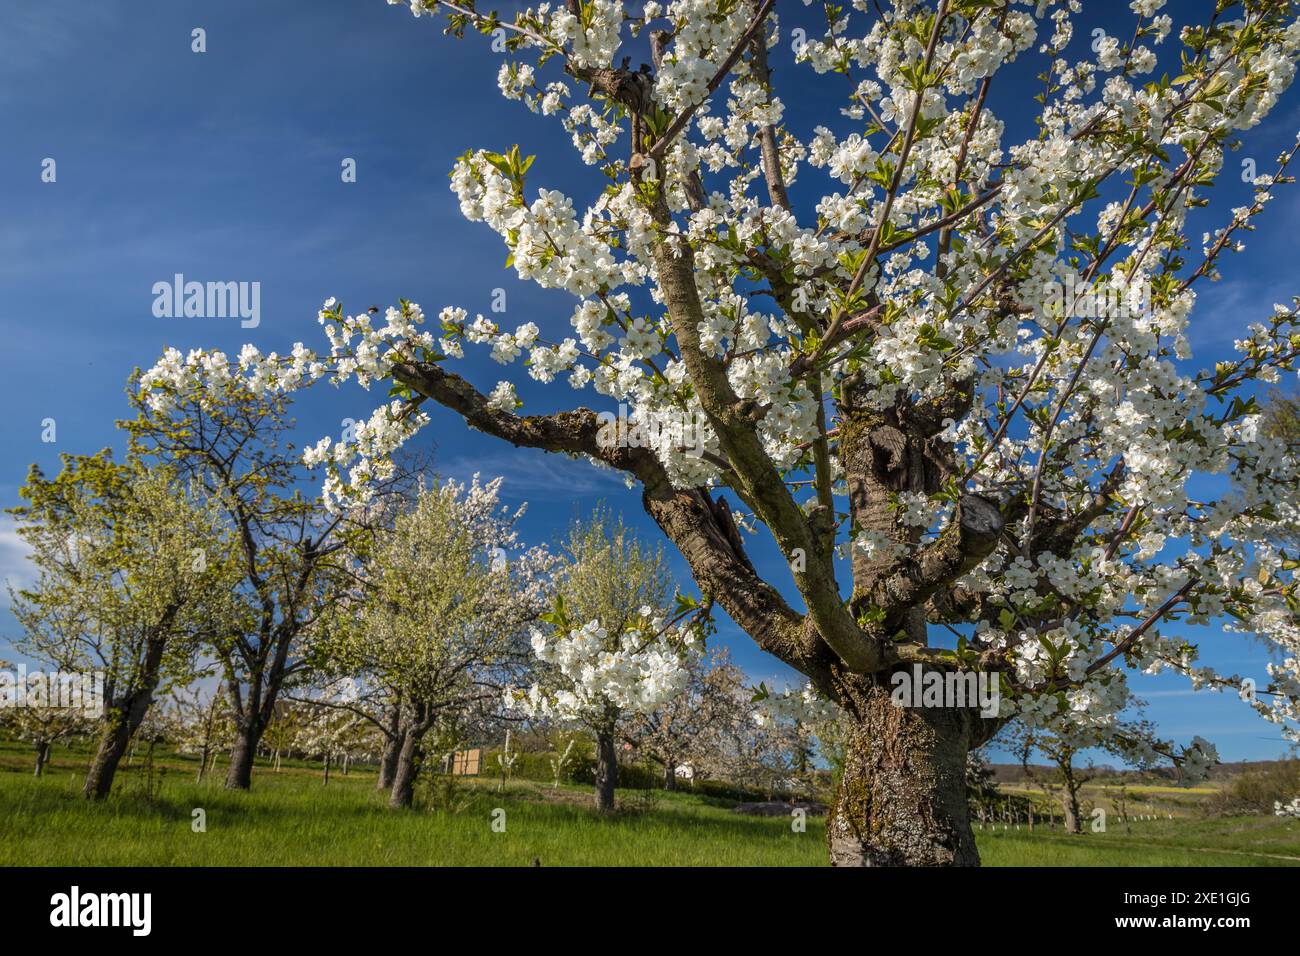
top-left (225, 718), bottom-right (264, 790)
top-left (83, 692), bottom-right (155, 799)
top-left (394, 358), bottom-right (1018, 862)
top-left (387, 700), bottom-right (438, 809)
top-left (388, 728), bottom-right (425, 810)
top-left (378, 738), bottom-right (400, 791)
top-left (83, 626), bottom-right (170, 800)
top-left (594, 730), bottom-right (618, 813)
top-left (827, 678), bottom-right (983, 866)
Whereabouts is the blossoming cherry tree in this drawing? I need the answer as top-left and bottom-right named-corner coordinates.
top-left (143, 0), bottom-right (1300, 864)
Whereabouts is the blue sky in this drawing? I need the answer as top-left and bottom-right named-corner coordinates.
top-left (2, 0), bottom-right (1298, 763)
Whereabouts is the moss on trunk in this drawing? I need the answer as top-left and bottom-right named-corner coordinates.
top-left (827, 678), bottom-right (980, 866)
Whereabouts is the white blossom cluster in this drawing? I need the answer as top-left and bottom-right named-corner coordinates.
top-left (752, 681), bottom-right (842, 729)
top-left (504, 614), bottom-right (698, 727)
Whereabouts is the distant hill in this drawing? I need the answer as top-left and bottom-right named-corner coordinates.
top-left (989, 758), bottom-right (1296, 786)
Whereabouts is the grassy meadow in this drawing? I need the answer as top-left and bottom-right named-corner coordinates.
top-left (2, 739), bottom-right (1298, 867)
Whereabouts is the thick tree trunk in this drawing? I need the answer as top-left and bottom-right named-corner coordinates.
top-left (594, 731), bottom-right (618, 812)
top-left (88, 624), bottom-right (171, 799)
top-left (83, 713), bottom-right (136, 799)
top-left (663, 759), bottom-right (677, 791)
top-left (388, 730), bottom-right (423, 810)
top-left (222, 620), bottom-right (298, 791)
top-left (83, 681), bottom-right (161, 801)
top-left (827, 684), bottom-right (979, 867)
top-left (225, 721), bottom-right (261, 790)
top-left (377, 735), bottom-right (400, 791)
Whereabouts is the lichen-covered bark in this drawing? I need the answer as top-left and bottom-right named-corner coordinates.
top-left (827, 677), bottom-right (980, 867)
top-left (837, 375), bottom-right (995, 647)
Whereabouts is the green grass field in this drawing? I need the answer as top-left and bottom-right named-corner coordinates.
top-left (3, 741), bottom-right (1298, 866)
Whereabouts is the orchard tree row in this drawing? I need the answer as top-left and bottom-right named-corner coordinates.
top-left (4, 380), bottom-right (835, 812)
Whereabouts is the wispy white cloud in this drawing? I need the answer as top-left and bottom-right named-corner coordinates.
top-left (0, 514), bottom-right (33, 600)
top-left (436, 448), bottom-right (630, 500)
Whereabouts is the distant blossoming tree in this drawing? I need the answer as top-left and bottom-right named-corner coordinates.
top-left (10, 455), bottom-right (242, 799)
top-left (122, 377), bottom-right (394, 792)
top-left (628, 646), bottom-right (752, 789)
top-left (998, 708), bottom-right (1181, 833)
top-left (321, 477), bottom-right (554, 808)
top-left (505, 510), bottom-right (701, 811)
top-left (171, 684), bottom-right (236, 783)
top-left (142, 0), bottom-right (1300, 864)
top-left (0, 661), bottom-right (95, 778)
